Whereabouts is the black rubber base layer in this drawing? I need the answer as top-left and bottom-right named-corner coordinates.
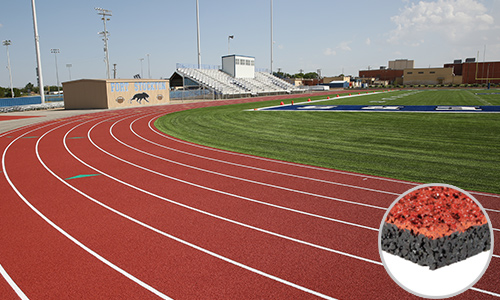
top-left (381, 223), bottom-right (491, 270)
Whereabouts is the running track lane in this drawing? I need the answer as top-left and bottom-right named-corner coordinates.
top-left (0, 99), bottom-right (498, 299)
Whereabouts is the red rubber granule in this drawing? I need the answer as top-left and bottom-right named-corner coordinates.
top-left (385, 186), bottom-right (487, 239)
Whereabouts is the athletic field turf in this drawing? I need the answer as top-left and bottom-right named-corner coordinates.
top-left (155, 89), bottom-right (500, 194)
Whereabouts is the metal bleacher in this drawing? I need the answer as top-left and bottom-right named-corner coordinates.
top-left (176, 67), bottom-right (303, 97)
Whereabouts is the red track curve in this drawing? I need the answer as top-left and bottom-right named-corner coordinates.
top-left (1, 98), bottom-right (499, 299)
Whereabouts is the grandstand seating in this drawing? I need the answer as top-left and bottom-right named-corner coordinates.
top-left (176, 68), bottom-right (303, 97)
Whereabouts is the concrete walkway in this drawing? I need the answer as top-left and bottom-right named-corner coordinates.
top-left (0, 108), bottom-right (105, 134)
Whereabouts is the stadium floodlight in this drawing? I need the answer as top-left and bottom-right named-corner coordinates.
top-left (196, 0), bottom-right (201, 69)
top-left (228, 35), bottom-right (234, 54)
top-left (139, 58), bottom-right (144, 79)
top-left (2, 40), bottom-right (14, 98)
top-left (270, 0), bottom-right (273, 74)
top-left (66, 64), bottom-right (72, 80)
top-left (95, 7), bottom-right (112, 79)
top-left (51, 49), bottom-right (60, 94)
top-left (147, 54), bottom-right (151, 79)
top-left (31, 0), bottom-right (45, 103)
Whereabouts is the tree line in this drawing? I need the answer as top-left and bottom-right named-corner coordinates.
top-left (273, 71), bottom-right (319, 79)
top-left (0, 82), bottom-right (62, 98)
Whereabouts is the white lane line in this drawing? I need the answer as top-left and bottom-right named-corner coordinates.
top-left (106, 119), bottom-right (383, 227)
top-left (120, 115), bottom-right (500, 234)
top-left (147, 114), bottom-right (500, 200)
top-left (148, 115), bottom-right (418, 185)
top-left (83, 118), bottom-right (379, 233)
top-left (470, 287), bottom-right (500, 297)
top-left (107, 117), bottom-right (500, 256)
top-left (2, 118), bottom-right (173, 300)
top-left (0, 263), bottom-right (29, 300)
top-left (56, 119), bottom-right (339, 300)
top-left (113, 117), bottom-right (387, 211)
top-left (136, 116), bottom-right (500, 214)
top-left (128, 115), bottom-right (400, 197)
top-left (0, 120), bottom-right (77, 300)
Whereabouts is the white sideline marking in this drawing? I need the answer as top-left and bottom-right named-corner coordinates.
top-left (2, 119), bottom-right (173, 300)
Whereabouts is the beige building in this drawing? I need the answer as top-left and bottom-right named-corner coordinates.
top-left (403, 68), bottom-right (462, 85)
top-left (62, 79), bottom-right (170, 109)
top-left (389, 59), bottom-right (414, 70)
top-left (322, 76), bottom-right (351, 83)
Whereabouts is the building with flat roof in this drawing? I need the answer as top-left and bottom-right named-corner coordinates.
top-left (221, 54), bottom-right (255, 78)
top-left (389, 59), bottom-right (414, 70)
top-left (402, 67), bottom-right (461, 85)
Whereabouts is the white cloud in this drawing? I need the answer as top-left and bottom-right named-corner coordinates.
top-left (338, 41), bottom-right (352, 51)
top-left (365, 38), bottom-right (371, 46)
top-left (324, 41), bottom-right (353, 56)
top-left (323, 48), bottom-right (336, 56)
top-left (388, 0), bottom-right (495, 44)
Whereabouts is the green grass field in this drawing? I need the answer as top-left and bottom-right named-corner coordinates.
top-left (155, 89), bottom-right (500, 194)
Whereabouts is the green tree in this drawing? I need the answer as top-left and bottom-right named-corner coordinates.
top-left (24, 82), bottom-right (34, 93)
top-left (5, 88), bottom-right (21, 98)
top-left (303, 72), bottom-right (319, 79)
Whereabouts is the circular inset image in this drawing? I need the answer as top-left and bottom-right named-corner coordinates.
top-left (379, 183), bottom-right (493, 298)
top-left (157, 94), bottom-right (164, 101)
top-left (116, 96), bottom-right (125, 104)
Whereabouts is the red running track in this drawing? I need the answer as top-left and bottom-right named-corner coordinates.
top-left (1, 98), bottom-right (499, 299)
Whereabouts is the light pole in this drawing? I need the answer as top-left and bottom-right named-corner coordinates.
top-left (147, 54), bottom-right (151, 79)
top-left (270, 0), bottom-right (273, 74)
top-left (139, 58), bottom-right (144, 79)
top-left (66, 64), bottom-right (72, 80)
top-left (3, 40), bottom-right (14, 98)
top-left (95, 7), bottom-right (112, 79)
top-left (31, 0), bottom-right (45, 103)
top-left (196, 0), bottom-right (201, 68)
top-left (51, 49), bottom-right (60, 94)
top-left (228, 35), bottom-right (234, 54)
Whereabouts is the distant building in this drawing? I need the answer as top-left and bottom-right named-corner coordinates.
top-left (358, 68), bottom-right (403, 84)
top-left (389, 59), bottom-right (414, 70)
top-left (402, 67), bottom-right (461, 85)
top-left (321, 76), bottom-right (351, 83)
top-left (452, 60), bottom-right (500, 84)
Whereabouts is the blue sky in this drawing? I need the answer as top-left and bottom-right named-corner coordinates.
top-left (1, 0), bottom-right (499, 87)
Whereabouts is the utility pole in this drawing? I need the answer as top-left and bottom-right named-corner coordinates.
top-left (3, 40), bottom-right (14, 98)
top-left (95, 7), bottom-right (112, 79)
top-left (113, 63), bottom-right (117, 79)
top-left (31, 0), bottom-right (45, 103)
top-left (51, 48), bottom-right (60, 94)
